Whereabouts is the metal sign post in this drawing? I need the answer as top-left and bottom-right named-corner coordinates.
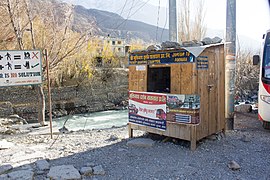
top-left (44, 49), bottom-right (53, 139)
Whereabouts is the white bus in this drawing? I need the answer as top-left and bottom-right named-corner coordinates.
top-left (253, 29), bottom-right (270, 129)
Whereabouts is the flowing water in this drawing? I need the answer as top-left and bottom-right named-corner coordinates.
top-left (53, 110), bottom-right (128, 131)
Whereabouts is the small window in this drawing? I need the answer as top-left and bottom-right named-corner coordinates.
top-left (112, 41), bottom-right (115, 45)
top-left (118, 41), bottom-right (122, 45)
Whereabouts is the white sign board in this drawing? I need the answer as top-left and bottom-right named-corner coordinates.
top-left (0, 50), bottom-right (42, 86)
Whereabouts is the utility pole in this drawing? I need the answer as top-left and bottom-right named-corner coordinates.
top-left (169, 0), bottom-right (178, 42)
top-left (225, 0), bottom-right (236, 130)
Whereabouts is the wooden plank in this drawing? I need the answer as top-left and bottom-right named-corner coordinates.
top-left (217, 46), bottom-right (225, 131)
top-left (207, 48), bottom-right (218, 135)
top-left (138, 65), bottom-right (147, 91)
top-left (129, 122), bottom-right (192, 141)
top-left (180, 63), bottom-right (194, 94)
top-left (170, 64), bottom-right (181, 93)
top-left (190, 125), bottom-right (197, 150)
top-left (128, 123), bottom-right (133, 138)
top-left (196, 51), bottom-right (209, 139)
top-left (128, 66), bottom-right (138, 91)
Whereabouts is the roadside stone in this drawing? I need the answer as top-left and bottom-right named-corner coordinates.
top-left (86, 163), bottom-right (95, 167)
top-left (235, 104), bottom-right (252, 113)
top-left (0, 174), bottom-right (8, 180)
top-left (47, 165), bottom-right (81, 180)
top-left (0, 164), bottom-right (13, 175)
top-left (93, 165), bottom-right (105, 175)
top-left (36, 159), bottom-right (50, 170)
top-left (228, 160), bottom-right (241, 171)
top-left (241, 135), bottom-right (251, 142)
top-left (107, 134), bottom-right (118, 141)
top-left (127, 138), bottom-right (155, 148)
top-left (0, 140), bottom-right (14, 149)
top-left (36, 170), bottom-right (45, 175)
top-left (7, 170), bottom-right (34, 180)
top-left (80, 167), bottom-right (93, 176)
top-left (18, 164), bottom-right (33, 171)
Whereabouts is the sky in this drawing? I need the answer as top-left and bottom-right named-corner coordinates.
top-left (143, 0), bottom-right (270, 42)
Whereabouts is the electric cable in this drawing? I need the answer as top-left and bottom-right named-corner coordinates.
top-left (156, 0), bottom-right (161, 42)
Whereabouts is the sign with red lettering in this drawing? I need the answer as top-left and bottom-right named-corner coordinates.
top-left (0, 50), bottom-right (42, 86)
top-left (128, 91), bottom-right (167, 130)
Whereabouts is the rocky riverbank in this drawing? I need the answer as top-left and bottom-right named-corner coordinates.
top-left (0, 112), bottom-right (270, 179)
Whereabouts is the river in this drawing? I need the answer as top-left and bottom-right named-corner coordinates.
top-left (53, 110), bottom-right (128, 131)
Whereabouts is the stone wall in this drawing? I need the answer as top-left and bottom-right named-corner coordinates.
top-left (0, 69), bottom-right (129, 121)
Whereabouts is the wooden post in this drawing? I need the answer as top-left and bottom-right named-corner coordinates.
top-left (128, 123), bottom-right (133, 138)
top-left (190, 125), bottom-right (197, 151)
top-left (45, 49), bottom-right (53, 139)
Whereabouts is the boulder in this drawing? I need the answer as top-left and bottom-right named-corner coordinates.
top-left (212, 36), bottom-right (222, 44)
top-left (161, 41), bottom-right (181, 49)
top-left (80, 167), bottom-right (93, 176)
top-left (7, 170), bottom-right (34, 180)
top-left (35, 159), bottom-right (50, 171)
top-left (92, 165), bottom-right (105, 175)
top-left (235, 104), bottom-right (252, 113)
top-left (228, 160), bottom-right (241, 171)
top-left (182, 40), bottom-right (203, 47)
top-left (201, 37), bottom-right (213, 45)
top-left (0, 164), bottom-right (13, 175)
top-left (47, 165), bottom-right (81, 180)
top-left (147, 44), bottom-right (161, 51)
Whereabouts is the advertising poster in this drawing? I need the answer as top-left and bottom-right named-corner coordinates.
top-left (128, 91), bottom-right (167, 130)
top-left (0, 50), bottom-right (42, 86)
top-left (166, 94), bottom-right (200, 124)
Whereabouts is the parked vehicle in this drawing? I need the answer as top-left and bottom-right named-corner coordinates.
top-left (253, 29), bottom-right (270, 129)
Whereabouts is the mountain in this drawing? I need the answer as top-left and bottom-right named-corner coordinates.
top-left (65, 0), bottom-right (261, 50)
top-left (72, 5), bottom-right (169, 42)
top-left (63, 0), bottom-right (168, 29)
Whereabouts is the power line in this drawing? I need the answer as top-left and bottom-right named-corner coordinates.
top-left (156, 0), bottom-right (161, 42)
top-left (113, 0), bottom-right (151, 30)
top-left (119, 0), bottom-right (128, 17)
top-left (161, 1), bottom-right (168, 41)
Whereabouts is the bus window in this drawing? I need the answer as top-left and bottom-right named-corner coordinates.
top-left (263, 32), bottom-right (270, 79)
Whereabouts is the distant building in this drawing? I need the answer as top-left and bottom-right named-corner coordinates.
top-left (89, 36), bottom-right (130, 67)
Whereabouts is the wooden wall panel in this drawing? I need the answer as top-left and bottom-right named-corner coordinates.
top-left (207, 48), bottom-right (218, 135)
top-left (217, 46), bottom-right (225, 131)
top-left (179, 63), bottom-right (197, 94)
top-left (170, 64), bottom-right (181, 94)
top-left (129, 65), bottom-right (147, 92)
top-left (196, 51), bottom-right (209, 139)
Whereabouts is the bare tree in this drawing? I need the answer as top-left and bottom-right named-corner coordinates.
top-left (2, 0), bottom-right (91, 125)
top-left (178, 0), bottom-right (206, 42)
top-left (235, 48), bottom-right (259, 101)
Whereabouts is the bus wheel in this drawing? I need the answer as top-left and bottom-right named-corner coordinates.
top-left (262, 121), bottom-right (270, 130)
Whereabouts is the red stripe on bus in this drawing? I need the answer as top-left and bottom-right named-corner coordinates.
top-left (258, 113), bottom-right (263, 121)
top-left (263, 82), bottom-right (270, 94)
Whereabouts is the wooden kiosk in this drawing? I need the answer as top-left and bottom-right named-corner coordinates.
top-left (128, 44), bottom-right (225, 150)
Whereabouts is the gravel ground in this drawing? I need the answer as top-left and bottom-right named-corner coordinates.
top-left (1, 112), bottom-right (270, 180)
